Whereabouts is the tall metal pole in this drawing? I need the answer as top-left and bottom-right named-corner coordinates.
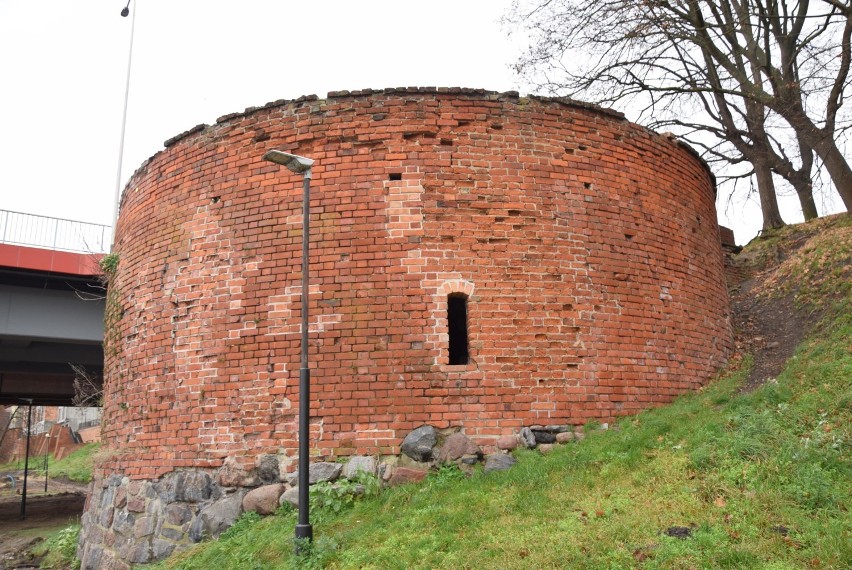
top-left (261, 150), bottom-right (314, 549)
top-left (112, 0), bottom-right (138, 239)
top-left (44, 434), bottom-right (50, 493)
top-left (20, 400), bottom-right (32, 519)
top-left (295, 170), bottom-right (313, 545)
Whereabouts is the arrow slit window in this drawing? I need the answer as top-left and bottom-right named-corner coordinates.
top-left (448, 294), bottom-right (469, 365)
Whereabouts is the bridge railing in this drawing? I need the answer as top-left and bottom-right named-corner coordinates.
top-left (0, 210), bottom-right (111, 254)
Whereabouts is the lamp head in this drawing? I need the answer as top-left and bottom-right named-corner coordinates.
top-left (263, 150), bottom-right (314, 175)
top-left (121, 6), bottom-right (129, 17)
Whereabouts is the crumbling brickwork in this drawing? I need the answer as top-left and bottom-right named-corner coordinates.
top-left (101, 87), bottom-right (730, 470)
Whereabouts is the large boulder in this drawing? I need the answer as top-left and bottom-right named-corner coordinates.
top-left (279, 486), bottom-right (300, 508)
top-left (401, 425), bottom-right (438, 462)
top-left (189, 491), bottom-right (245, 542)
top-left (343, 456), bottom-right (377, 479)
top-left (242, 484), bottom-right (285, 515)
top-left (436, 433), bottom-right (482, 464)
top-left (484, 453), bottom-right (517, 473)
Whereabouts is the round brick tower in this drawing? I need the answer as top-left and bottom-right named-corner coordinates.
top-left (80, 88), bottom-right (732, 568)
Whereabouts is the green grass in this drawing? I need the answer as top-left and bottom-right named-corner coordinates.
top-left (47, 443), bottom-right (99, 483)
top-left (0, 443), bottom-right (98, 483)
top-left (30, 524), bottom-right (82, 569)
top-left (143, 216), bottom-right (850, 569)
top-left (146, 305), bottom-right (850, 570)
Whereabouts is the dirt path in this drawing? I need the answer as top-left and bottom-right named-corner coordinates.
top-left (730, 281), bottom-right (815, 392)
top-left (0, 476), bottom-right (87, 570)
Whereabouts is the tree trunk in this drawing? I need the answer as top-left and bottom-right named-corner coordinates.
top-left (790, 177), bottom-right (819, 221)
top-left (811, 136), bottom-right (852, 213)
top-left (776, 106), bottom-right (852, 213)
top-left (755, 155), bottom-right (785, 230)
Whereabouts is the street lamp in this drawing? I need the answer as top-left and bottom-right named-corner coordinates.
top-left (262, 150), bottom-right (315, 546)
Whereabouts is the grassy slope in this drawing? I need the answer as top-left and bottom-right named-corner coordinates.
top-left (149, 216), bottom-right (850, 570)
top-left (0, 443), bottom-right (99, 484)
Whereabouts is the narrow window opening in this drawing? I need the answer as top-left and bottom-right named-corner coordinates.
top-left (448, 294), bottom-right (469, 365)
top-left (388, 172), bottom-right (402, 181)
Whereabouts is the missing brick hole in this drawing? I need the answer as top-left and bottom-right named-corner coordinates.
top-left (508, 210), bottom-right (521, 216)
top-left (578, 145), bottom-right (588, 151)
top-left (440, 138), bottom-right (454, 146)
top-left (625, 233), bottom-right (635, 240)
top-left (388, 173), bottom-right (402, 181)
top-left (583, 182), bottom-right (592, 189)
top-left (211, 196), bottom-right (220, 204)
top-left (564, 147), bottom-right (575, 154)
top-left (566, 363), bottom-right (580, 369)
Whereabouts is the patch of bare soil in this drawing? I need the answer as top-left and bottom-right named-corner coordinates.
top-left (0, 477), bottom-right (87, 570)
top-left (730, 279), bottom-right (818, 392)
top-left (728, 222), bottom-right (831, 392)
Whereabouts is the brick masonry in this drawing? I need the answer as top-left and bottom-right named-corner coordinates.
top-left (81, 88), bottom-right (732, 567)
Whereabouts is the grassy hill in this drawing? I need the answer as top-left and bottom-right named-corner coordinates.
top-left (144, 214), bottom-right (850, 569)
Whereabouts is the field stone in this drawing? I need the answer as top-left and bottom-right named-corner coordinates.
top-left (127, 542), bottom-right (151, 564)
top-left (165, 503), bottom-right (192, 526)
top-left (112, 510), bottom-right (135, 536)
top-left (279, 486), bottom-right (300, 508)
top-left (286, 462), bottom-right (343, 486)
top-left (519, 427), bottom-right (537, 448)
top-left (126, 497), bottom-right (146, 513)
top-left (497, 435), bottom-right (518, 450)
top-left (132, 515), bottom-right (156, 538)
top-left (113, 487), bottom-right (127, 509)
top-left (460, 454), bottom-right (480, 465)
top-left (242, 483), bottom-right (285, 515)
top-left (218, 456), bottom-right (250, 487)
top-left (157, 471), bottom-right (212, 503)
top-left (387, 467), bottom-right (429, 487)
top-left (151, 539), bottom-right (176, 560)
top-left (436, 432), bottom-right (481, 463)
top-left (532, 430), bottom-right (557, 444)
top-left (189, 490), bottom-right (245, 542)
top-left (401, 425), bottom-right (438, 462)
top-left (256, 454), bottom-right (280, 484)
top-left (484, 453), bottom-right (517, 473)
top-left (343, 456), bottom-right (377, 479)
top-left (556, 432), bottom-right (575, 444)
top-left (538, 444), bottom-right (554, 454)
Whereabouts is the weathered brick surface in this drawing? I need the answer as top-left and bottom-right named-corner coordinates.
top-left (100, 89), bottom-right (732, 480)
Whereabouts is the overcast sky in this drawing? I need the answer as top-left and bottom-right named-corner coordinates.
top-left (0, 0), bottom-right (830, 245)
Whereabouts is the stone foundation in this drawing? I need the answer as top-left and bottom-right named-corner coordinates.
top-left (79, 423), bottom-right (587, 568)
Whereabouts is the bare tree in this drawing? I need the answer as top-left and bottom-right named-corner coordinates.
top-left (506, 0), bottom-right (852, 224)
top-left (70, 363), bottom-right (103, 408)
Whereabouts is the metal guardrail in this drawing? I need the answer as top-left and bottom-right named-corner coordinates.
top-left (0, 209), bottom-right (111, 254)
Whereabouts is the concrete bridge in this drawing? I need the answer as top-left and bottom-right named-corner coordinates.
top-left (0, 210), bottom-right (108, 406)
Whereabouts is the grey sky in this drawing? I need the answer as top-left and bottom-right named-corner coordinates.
top-left (1, 0), bottom-right (820, 244)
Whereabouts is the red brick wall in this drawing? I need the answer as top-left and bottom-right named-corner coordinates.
top-left (103, 89), bottom-right (732, 480)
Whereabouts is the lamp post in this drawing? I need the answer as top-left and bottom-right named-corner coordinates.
top-left (20, 399), bottom-right (32, 519)
top-left (262, 150), bottom-right (315, 546)
top-left (44, 433), bottom-right (51, 493)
